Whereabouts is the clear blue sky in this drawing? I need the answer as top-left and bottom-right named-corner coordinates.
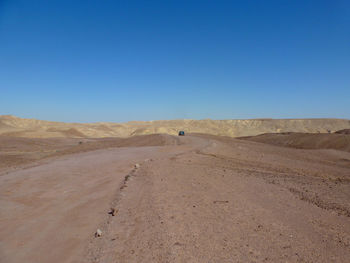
top-left (0, 0), bottom-right (349, 122)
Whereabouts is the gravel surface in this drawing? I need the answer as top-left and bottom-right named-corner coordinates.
top-left (1, 135), bottom-right (349, 262)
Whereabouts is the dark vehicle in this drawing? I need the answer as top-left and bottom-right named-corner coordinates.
top-left (178, 131), bottom-right (185, 136)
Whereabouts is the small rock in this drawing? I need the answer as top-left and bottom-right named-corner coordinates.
top-left (134, 163), bottom-right (140, 169)
top-left (95, 229), bottom-right (102, 237)
top-left (109, 208), bottom-right (118, 216)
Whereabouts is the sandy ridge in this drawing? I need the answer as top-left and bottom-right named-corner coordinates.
top-left (1, 115), bottom-right (350, 138)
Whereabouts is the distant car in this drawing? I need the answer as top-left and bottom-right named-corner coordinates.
top-left (178, 131), bottom-right (185, 136)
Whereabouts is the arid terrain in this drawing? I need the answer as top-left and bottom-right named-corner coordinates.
top-left (240, 132), bottom-right (350, 152)
top-left (1, 115), bottom-right (350, 138)
top-left (1, 125), bottom-right (350, 262)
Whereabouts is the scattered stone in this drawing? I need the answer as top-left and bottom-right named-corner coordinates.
top-left (109, 208), bottom-right (118, 216)
top-left (95, 229), bottom-right (102, 237)
top-left (134, 163), bottom-right (140, 169)
top-left (125, 174), bottom-right (131, 181)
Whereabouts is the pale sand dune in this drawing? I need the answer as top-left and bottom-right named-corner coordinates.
top-left (1, 115), bottom-right (350, 138)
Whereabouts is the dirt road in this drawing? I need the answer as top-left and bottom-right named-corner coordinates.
top-left (1, 135), bottom-right (349, 262)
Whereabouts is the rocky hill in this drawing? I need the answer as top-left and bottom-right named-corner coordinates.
top-left (1, 115), bottom-right (350, 138)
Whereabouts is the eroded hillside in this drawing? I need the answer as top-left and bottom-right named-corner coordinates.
top-left (1, 115), bottom-right (350, 138)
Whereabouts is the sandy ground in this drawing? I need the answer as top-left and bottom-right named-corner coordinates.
top-left (0, 134), bottom-right (350, 262)
top-left (0, 134), bottom-right (180, 174)
top-left (240, 132), bottom-right (350, 152)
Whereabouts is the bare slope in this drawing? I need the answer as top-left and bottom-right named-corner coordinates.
top-left (1, 115), bottom-right (350, 138)
top-left (335, 129), bottom-right (350, 134)
top-left (239, 132), bottom-right (350, 152)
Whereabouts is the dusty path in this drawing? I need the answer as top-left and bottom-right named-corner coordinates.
top-left (1, 135), bottom-right (350, 262)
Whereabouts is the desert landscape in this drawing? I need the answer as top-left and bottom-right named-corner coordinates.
top-left (2, 115), bottom-right (350, 138)
top-left (1, 115), bottom-right (350, 262)
top-left (2, 1), bottom-right (349, 262)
